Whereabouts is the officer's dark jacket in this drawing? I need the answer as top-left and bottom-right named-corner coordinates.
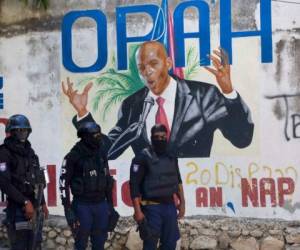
top-left (129, 148), bottom-right (182, 203)
top-left (59, 140), bottom-right (112, 208)
top-left (0, 137), bottom-right (45, 207)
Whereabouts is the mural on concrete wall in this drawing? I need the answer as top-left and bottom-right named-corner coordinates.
top-left (0, 0), bottom-right (300, 219)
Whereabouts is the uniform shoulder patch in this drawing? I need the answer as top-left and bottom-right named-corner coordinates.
top-left (133, 164), bottom-right (139, 172)
top-left (0, 162), bottom-right (7, 172)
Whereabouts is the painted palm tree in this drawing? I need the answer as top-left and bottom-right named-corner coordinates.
top-left (77, 45), bottom-right (200, 121)
top-left (184, 46), bottom-right (201, 80)
top-left (77, 45), bottom-right (144, 121)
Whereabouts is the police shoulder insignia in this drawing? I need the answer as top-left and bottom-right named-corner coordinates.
top-left (0, 162), bottom-right (7, 172)
top-left (133, 164), bottom-right (139, 172)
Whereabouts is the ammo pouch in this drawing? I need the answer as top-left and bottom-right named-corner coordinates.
top-left (11, 176), bottom-right (34, 195)
top-left (11, 172), bottom-right (38, 196)
top-left (84, 174), bottom-right (107, 193)
top-left (71, 178), bottom-right (84, 195)
top-left (71, 174), bottom-right (107, 195)
top-left (11, 154), bottom-right (45, 197)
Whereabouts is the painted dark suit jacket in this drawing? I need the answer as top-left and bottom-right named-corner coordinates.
top-left (73, 76), bottom-right (254, 159)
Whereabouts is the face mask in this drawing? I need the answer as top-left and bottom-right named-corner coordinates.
top-left (151, 139), bottom-right (167, 154)
top-left (11, 130), bottom-right (30, 143)
top-left (82, 133), bottom-right (102, 149)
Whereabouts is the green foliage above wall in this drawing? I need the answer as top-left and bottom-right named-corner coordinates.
top-left (20, 0), bottom-right (49, 10)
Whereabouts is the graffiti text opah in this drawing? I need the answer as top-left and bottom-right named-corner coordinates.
top-left (61, 0), bottom-right (273, 72)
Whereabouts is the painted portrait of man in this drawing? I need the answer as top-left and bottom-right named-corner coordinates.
top-left (62, 41), bottom-right (254, 159)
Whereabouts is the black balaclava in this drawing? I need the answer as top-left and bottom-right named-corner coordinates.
top-left (82, 132), bottom-right (102, 150)
top-left (151, 124), bottom-right (168, 155)
top-left (11, 129), bottom-right (30, 143)
top-left (151, 138), bottom-right (167, 154)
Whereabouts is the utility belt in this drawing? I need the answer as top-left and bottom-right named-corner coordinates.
top-left (141, 196), bottom-right (175, 206)
top-left (141, 200), bottom-right (160, 206)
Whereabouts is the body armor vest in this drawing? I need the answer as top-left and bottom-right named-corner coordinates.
top-left (7, 148), bottom-right (44, 197)
top-left (141, 149), bottom-right (179, 199)
top-left (70, 153), bottom-right (107, 197)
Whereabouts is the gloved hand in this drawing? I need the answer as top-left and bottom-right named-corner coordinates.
top-left (107, 203), bottom-right (120, 232)
top-left (137, 218), bottom-right (154, 241)
top-left (64, 208), bottom-right (79, 235)
top-left (107, 207), bottom-right (120, 232)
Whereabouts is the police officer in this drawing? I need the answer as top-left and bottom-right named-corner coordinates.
top-left (59, 121), bottom-right (117, 250)
top-left (0, 114), bottom-right (49, 250)
top-left (130, 124), bottom-right (185, 250)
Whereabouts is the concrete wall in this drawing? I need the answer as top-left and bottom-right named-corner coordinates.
top-left (0, 0), bottom-right (300, 221)
top-left (1, 215), bottom-right (300, 250)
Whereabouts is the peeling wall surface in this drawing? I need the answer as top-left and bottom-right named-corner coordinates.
top-left (0, 0), bottom-right (300, 220)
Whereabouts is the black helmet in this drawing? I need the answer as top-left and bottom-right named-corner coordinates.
top-left (77, 122), bottom-right (101, 138)
top-left (6, 114), bottom-right (32, 133)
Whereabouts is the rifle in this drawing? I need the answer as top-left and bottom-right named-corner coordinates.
top-left (31, 167), bottom-right (47, 250)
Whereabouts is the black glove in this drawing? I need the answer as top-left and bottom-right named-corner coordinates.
top-left (64, 208), bottom-right (76, 227)
top-left (64, 208), bottom-right (79, 237)
top-left (106, 176), bottom-right (114, 191)
top-left (137, 218), bottom-right (154, 241)
top-left (107, 205), bottom-right (120, 232)
top-left (105, 176), bottom-right (115, 204)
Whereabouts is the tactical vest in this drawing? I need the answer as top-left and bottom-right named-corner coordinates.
top-left (7, 148), bottom-right (44, 197)
top-left (141, 149), bottom-right (179, 199)
top-left (70, 153), bottom-right (107, 196)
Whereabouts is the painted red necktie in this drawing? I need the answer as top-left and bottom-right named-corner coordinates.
top-left (155, 97), bottom-right (170, 140)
